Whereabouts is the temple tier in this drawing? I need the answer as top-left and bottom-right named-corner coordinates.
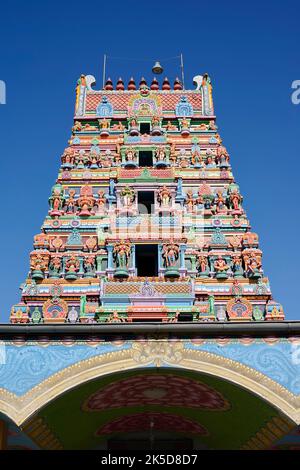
top-left (10, 73), bottom-right (284, 323)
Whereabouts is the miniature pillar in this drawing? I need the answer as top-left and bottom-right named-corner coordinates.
top-left (179, 244), bottom-right (186, 270)
top-left (107, 245), bottom-right (114, 269)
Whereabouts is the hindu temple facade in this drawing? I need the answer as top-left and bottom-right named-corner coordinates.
top-left (10, 73), bottom-right (284, 324)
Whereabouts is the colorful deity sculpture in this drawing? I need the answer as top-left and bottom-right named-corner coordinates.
top-left (125, 147), bottom-right (137, 163)
top-left (214, 190), bottom-right (227, 213)
top-left (162, 241), bottom-right (179, 267)
top-left (128, 116), bottom-right (139, 136)
top-left (65, 255), bottom-right (80, 280)
top-left (162, 241), bottom-right (180, 278)
top-left (191, 148), bottom-right (202, 167)
top-left (197, 255), bottom-right (209, 278)
top-left (157, 186), bottom-right (172, 206)
top-left (232, 255), bottom-right (244, 278)
top-left (216, 144), bottom-right (230, 167)
top-left (120, 186), bottom-right (135, 208)
top-left (185, 190), bottom-right (195, 213)
top-left (30, 252), bottom-right (49, 280)
top-left (227, 184), bottom-right (243, 213)
top-left (96, 190), bottom-right (106, 214)
top-left (77, 185), bottom-right (95, 216)
top-left (113, 240), bottom-right (131, 278)
top-left (245, 251), bottom-right (262, 279)
top-left (214, 256), bottom-right (230, 279)
top-left (49, 184), bottom-right (65, 216)
top-left (83, 255), bottom-right (95, 277)
top-left (65, 189), bottom-right (77, 214)
top-left (155, 146), bottom-right (166, 162)
top-left (49, 256), bottom-right (61, 279)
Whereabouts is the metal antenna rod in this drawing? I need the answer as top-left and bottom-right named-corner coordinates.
top-left (102, 54), bottom-right (107, 89)
top-left (180, 53), bottom-right (185, 90)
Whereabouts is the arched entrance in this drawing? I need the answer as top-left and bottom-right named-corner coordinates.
top-left (19, 368), bottom-right (295, 450)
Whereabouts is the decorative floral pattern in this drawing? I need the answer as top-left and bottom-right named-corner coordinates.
top-left (96, 412), bottom-right (208, 436)
top-left (84, 374), bottom-right (229, 411)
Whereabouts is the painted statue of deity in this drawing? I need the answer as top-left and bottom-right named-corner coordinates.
top-left (216, 144), bottom-right (230, 167)
top-left (197, 255), bottom-right (209, 277)
top-left (196, 190), bottom-right (204, 207)
top-left (162, 241), bottom-right (180, 268)
top-left (166, 121), bottom-right (177, 131)
top-left (96, 190), bottom-right (106, 213)
top-left (209, 120), bottom-right (217, 130)
top-left (49, 184), bottom-right (65, 216)
top-left (246, 252), bottom-right (262, 279)
top-left (128, 116), bottom-right (139, 136)
top-left (113, 240), bottom-right (131, 269)
top-left (89, 150), bottom-right (99, 168)
top-left (185, 190), bottom-right (195, 213)
top-left (181, 117), bottom-right (190, 129)
top-left (30, 252), bottom-right (49, 280)
top-left (215, 190), bottom-right (227, 213)
top-left (65, 255), bottom-right (80, 280)
top-left (214, 255), bottom-right (229, 279)
top-left (157, 186), bottom-right (171, 206)
top-left (232, 255), bottom-right (244, 278)
top-left (61, 147), bottom-right (75, 168)
top-left (99, 118), bottom-right (109, 129)
top-left (125, 147), bottom-right (137, 163)
top-left (66, 189), bottom-right (77, 214)
top-left (155, 146), bottom-right (166, 162)
top-left (77, 185), bottom-right (96, 216)
top-left (112, 121), bottom-right (125, 131)
top-left (191, 149), bottom-right (202, 166)
top-left (228, 189), bottom-right (243, 212)
top-left (129, 116), bottom-right (138, 128)
top-left (49, 256), bottom-right (61, 279)
top-left (206, 155), bottom-right (216, 168)
top-left (120, 186), bottom-right (135, 208)
top-left (72, 121), bottom-right (82, 132)
top-left (83, 255), bottom-right (95, 277)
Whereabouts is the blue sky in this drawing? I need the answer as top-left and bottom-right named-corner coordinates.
top-left (0, 0), bottom-right (299, 321)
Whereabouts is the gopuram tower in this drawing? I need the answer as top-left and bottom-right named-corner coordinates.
top-left (10, 73), bottom-right (284, 324)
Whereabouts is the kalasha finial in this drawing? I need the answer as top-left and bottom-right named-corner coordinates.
top-left (162, 77), bottom-right (171, 90)
top-left (116, 77), bottom-right (124, 91)
top-left (104, 77), bottom-right (113, 91)
top-left (150, 77), bottom-right (159, 90)
top-left (173, 77), bottom-right (183, 90)
top-left (128, 77), bottom-right (136, 91)
top-left (139, 77), bottom-right (147, 88)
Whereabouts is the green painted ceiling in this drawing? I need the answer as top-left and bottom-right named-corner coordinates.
top-left (33, 368), bottom-right (284, 450)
